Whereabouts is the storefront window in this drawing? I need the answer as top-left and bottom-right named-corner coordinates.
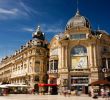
top-left (71, 76), bottom-right (88, 85)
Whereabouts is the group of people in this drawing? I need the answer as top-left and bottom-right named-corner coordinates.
top-left (63, 89), bottom-right (71, 97)
top-left (0, 88), bottom-right (8, 96)
top-left (91, 87), bottom-right (110, 98)
top-left (100, 87), bottom-right (110, 98)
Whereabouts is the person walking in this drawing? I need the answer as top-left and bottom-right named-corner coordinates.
top-left (67, 89), bottom-right (71, 96)
top-left (101, 87), bottom-right (105, 98)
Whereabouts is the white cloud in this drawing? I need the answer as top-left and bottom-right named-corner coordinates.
top-left (0, 0), bottom-right (42, 20)
top-left (0, 7), bottom-right (29, 20)
top-left (0, 8), bottom-right (18, 15)
top-left (40, 23), bottom-right (64, 33)
top-left (19, 1), bottom-right (41, 15)
top-left (22, 27), bottom-right (34, 32)
top-left (45, 28), bottom-right (63, 33)
top-left (0, 0), bottom-right (50, 20)
top-left (0, 57), bottom-right (2, 62)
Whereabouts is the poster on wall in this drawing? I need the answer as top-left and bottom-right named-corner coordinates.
top-left (71, 56), bottom-right (87, 69)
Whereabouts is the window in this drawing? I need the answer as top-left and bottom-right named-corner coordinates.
top-left (71, 45), bottom-right (87, 55)
top-left (102, 58), bottom-right (106, 68)
top-left (50, 48), bottom-right (58, 56)
top-left (54, 60), bottom-right (58, 70)
top-left (103, 46), bottom-right (108, 52)
top-left (70, 34), bottom-right (86, 40)
top-left (108, 58), bottom-right (110, 68)
top-left (50, 61), bottom-right (53, 70)
top-left (35, 61), bottom-right (40, 72)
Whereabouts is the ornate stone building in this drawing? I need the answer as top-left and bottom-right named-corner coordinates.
top-left (48, 10), bottom-right (110, 94)
top-left (0, 9), bottom-right (110, 94)
top-left (0, 26), bottom-right (49, 92)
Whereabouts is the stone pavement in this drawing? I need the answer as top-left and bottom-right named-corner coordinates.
top-left (0, 94), bottom-right (108, 100)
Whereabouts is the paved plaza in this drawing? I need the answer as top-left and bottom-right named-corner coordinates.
top-left (0, 94), bottom-right (108, 100)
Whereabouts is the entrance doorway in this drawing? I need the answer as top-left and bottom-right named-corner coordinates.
top-left (85, 86), bottom-right (88, 94)
top-left (51, 86), bottom-right (58, 95)
top-left (34, 84), bottom-right (39, 93)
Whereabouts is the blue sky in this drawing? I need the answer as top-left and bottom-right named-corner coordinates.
top-left (0, 0), bottom-right (110, 59)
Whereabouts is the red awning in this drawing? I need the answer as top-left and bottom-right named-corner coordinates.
top-left (38, 83), bottom-right (57, 86)
top-left (89, 80), bottom-right (110, 86)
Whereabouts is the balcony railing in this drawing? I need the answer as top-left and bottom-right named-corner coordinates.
top-left (47, 70), bottom-right (58, 74)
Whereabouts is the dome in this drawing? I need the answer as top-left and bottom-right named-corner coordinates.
top-left (66, 10), bottom-right (91, 30)
top-left (32, 26), bottom-right (45, 40)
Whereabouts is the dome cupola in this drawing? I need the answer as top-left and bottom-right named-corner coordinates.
top-left (32, 26), bottom-right (45, 40)
top-left (66, 10), bottom-right (91, 30)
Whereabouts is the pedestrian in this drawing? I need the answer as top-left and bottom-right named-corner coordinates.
top-left (101, 87), bottom-right (105, 98)
top-left (105, 87), bottom-right (109, 98)
top-left (91, 87), bottom-right (94, 97)
top-left (31, 89), bottom-right (35, 94)
top-left (67, 89), bottom-right (71, 96)
top-left (63, 89), bottom-right (67, 97)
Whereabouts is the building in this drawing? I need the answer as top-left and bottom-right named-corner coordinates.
top-left (0, 26), bottom-right (49, 92)
top-left (48, 10), bottom-right (110, 94)
top-left (0, 9), bottom-right (110, 94)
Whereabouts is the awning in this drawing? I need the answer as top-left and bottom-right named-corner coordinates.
top-left (38, 83), bottom-right (57, 87)
top-left (89, 80), bottom-right (110, 86)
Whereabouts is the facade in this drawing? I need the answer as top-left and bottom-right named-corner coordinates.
top-left (0, 26), bottom-right (49, 92)
top-left (0, 9), bottom-right (110, 94)
top-left (48, 10), bottom-right (110, 94)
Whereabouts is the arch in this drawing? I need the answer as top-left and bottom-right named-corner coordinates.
top-left (71, 45), bottom-right (87, 56)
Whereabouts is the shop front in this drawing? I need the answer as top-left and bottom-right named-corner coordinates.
top-left (38, 83), bottom-right (58, 95)
top-left (71, 76), bottom-right (89, 94)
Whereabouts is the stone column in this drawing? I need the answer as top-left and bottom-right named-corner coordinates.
top-left (53, 60), bottom-right (54, 71)
top-left (27, 58), bottom-right (30, 73)
top-left (58, 46), bottom-right (62, 70)
top-left (48, 79), bottom-right (51, 94)
top-left (106, 58), bottom-right (108, 69)
top-left (93, 44), bottom-right (97, 67)
top-left (89, 44), bottom-right (94, 67)
top-left (62, 46), bottom-right (65, 68)
top-left (89, 43), bottom-right (98, 84)
top-left (65, 46), bottom-right (68, 68)
top-left (49, 61), bottom-right (50, 73)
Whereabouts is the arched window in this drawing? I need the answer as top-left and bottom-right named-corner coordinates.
top-left (71, 45), bottom-right (87, 56)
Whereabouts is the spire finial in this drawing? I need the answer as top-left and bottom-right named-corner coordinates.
top-left (98, 25), bottom-right (100, 30)
top-left (77, 0), bottom-right (79, 12)
top-left (75, 0), bottom-right (80, 16)
top-left (37, 25), bottom-right (41, 31)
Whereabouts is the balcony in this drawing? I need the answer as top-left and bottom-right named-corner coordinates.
top-left (47, 70), bottom-right (58, 74)
top-left (70, 69), bottom-right (90, 74)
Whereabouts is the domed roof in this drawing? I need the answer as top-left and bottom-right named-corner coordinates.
top-left (32, 26), bottom-right (45, 40)
top-left (66, 10), bottom-right (91, 30)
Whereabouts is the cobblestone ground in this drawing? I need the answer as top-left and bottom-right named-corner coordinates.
top-left (0, 94), bottom-right (108, 100)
